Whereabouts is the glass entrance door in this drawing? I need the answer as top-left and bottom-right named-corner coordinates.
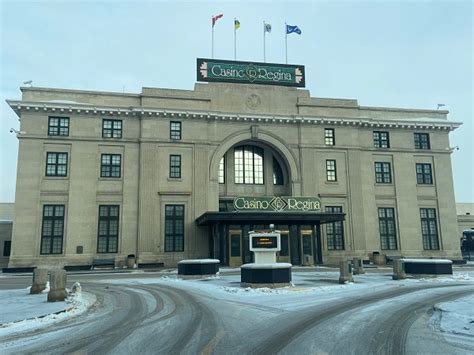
top-left (229, 229), bottom-right (242, 267)
top-left (300, 226), bottom-right (314, 265)
top-left (277, 226), bottom-right (290, 263)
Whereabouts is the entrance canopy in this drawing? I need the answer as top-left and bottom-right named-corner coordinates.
top-left (196, 211), bottom-right (345, 226)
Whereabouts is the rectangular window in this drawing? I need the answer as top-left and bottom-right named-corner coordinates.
top-left (97, 205), bottom-right (119, 253)
top-left (100, 154), bottom-right (121, 178)
top-left (218, 157), bottom-right (225, 184)
top-left (378, 208), bottom-right (397, 250)
top-left (48, 117), bottom-right (69, 136)
top-left (326, 206), bottom-right (344, 250)
top-left (170, 155), bottom-right (181, 178)
top-left (41, 205), bottom-right (65, 254)
top-left (326, 160), bottom-right (337, 181)
top-left (170, 121), bottom-right (181, 140)
top-left (374, 162), bottom-right (392, 183)
top-left (420, 208), bottom-right (439, 250)
top-left (416, 163), bottom-right (433, 184)
top-left (414, 133), bottom-right (430, 149)
top-left (102, 119), bottom-right (122, 138)
top-left (45, 152), bottom-right (68, 177)
top-left (373, 131), bottom-right (390, 148)
top-left (324, 128), bottom-right (335, 145)
top-left (165, 205), bottom-right (184, 252)
top-left (3, 240), bottom-right (11, 257)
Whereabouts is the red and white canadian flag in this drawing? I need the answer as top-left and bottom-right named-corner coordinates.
top-left (212, 14), bottom-right (223, 28)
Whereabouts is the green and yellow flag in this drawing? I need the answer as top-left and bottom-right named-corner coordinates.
top-left (234, 19), bottom-right (240, 30)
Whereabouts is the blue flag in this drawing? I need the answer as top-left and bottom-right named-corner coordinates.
top-left (286, 25), bottom-right (302, 35)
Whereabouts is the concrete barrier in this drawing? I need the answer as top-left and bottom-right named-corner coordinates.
top-left (403, 258), bottom-right (453, 275)
top-left (339, 260), bottom-right (353, 284)
top-left (30, 268), bottom-right (48, 294)
top-left (352, 257), bottom-right (365, 275)
top-left (392, 259), bottom-right (406, 280)
top-left (178, 259), bottom-right (220, 277)
top-left (47, 270), bottom-right (67, 302)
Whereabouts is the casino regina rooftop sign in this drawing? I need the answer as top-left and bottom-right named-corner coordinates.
top-left (197, 58), bottom-right (305, 87)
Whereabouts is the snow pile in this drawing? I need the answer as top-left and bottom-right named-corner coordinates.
top-left (41, 281), bottom-right (50, 293)
top-left (435, 295), bottom-right (474, 337)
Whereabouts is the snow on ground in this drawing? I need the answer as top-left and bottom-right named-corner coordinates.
top-left (0, 286), bottom-right (96, 337)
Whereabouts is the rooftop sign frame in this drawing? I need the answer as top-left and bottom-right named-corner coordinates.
top-left (197, 58), bottom-right (305, 87)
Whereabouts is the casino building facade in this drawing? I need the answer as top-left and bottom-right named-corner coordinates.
top-left (6, 59), bottom-right (463, 269)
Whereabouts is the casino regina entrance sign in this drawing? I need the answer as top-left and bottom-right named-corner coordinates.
top-left (197, 58), bottom-right (305, 87)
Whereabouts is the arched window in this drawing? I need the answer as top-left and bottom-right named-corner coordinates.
top-left (273, 157), bottom-right (284, 185)
top-left (218, 157), bottom-right (225, 184)
top-left (234, 146), bottom-right (264, 184)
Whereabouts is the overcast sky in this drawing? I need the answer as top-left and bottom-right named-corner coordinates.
top-left (0, 0), bottom-right (472, 203)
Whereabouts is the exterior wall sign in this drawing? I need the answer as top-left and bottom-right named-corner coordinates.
top-left (197, 58), bottom-right (305, 87)
top-left (233, 196), bottom-right (321, 212)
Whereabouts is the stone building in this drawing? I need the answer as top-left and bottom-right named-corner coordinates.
top-left (0, 203), bottom-right (14, 268)
top-left (6, 61), bottom-right (463, 268)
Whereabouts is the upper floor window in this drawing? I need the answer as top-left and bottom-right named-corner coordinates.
top-left (420, 208), bottom-right (439, 250)
top-left (170, 155), bottom-right (181, 178)
top-left (416, 163), bottom-right (433, 184)
top-left (326, 159), bottom-right (337, 181)
top-left (234, 145), bottom-right (264, 184)
top-left (170, 121), bottom-right (182, 140)
top-left (273, 158), bottom-right (284, 185)
top-left (48, 117), bottom-right (69, 136)
top-left (373, 131), bottom-right (390, 148)
top-left (97, 205), bottom-right (119, 253)
top-left (46, 152), bottom-right (68, 177)
top-left (374, 162), bottom-right (392, 183)
top-left (41, 205), bottom-right (65, 255)
top-left (102, 119), bottom-right (122, 138)
top-left (101, 154), bottom-right (121, 178)
top-left (218, 157), bottom-right (225, 184)
top-left (414, 133), bottom-right (430, 149)
top-left (324, 128), bottom-right (335, 145)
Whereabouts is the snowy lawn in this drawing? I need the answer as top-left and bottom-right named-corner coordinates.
top-left (0, 284), bottom-right (96, 336)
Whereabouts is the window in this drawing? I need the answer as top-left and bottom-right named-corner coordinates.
top-left (218, 157), bottom-right (225, 184)
top-left (325, 128), bottom-right (335, 145)
top-left (416, 163), bottom-right (433, 184)
top-left (414, 133), bottom-right (430, 149)
top-left (170, 121), bottom-right (181, 140)
top-left (234, 145), bottom-right (264, 184)
top-left (373, 131), bottom-right (390, 148)
top-left (169, 155), bottom-right (181, 178)
top-left (165, 205), bottom-right (184, 252)
top-left (420, 208), bottom-right (439, 250)
top-left (45, 152), bottom-right (68, 177)
top-left (378, 208), bottom-right (397, 250)
top-left (41, 205), bottom-right (65, 254)
top-left (374, 162), bottom-right (392, 183)
top-left (97, 205), bottom-right (119, 253)
top-left (273, 157), bottom-right (284, 185)
top-left (326, 160), bottom-right (337, 181)
top-left (102, 119), bottom-right (122, 138)
top-left (3, 241), bottom-right (11, 257)
top-left (326, 206), bottom-right (344, 250)
top-left (48, 117), bottom-right (69, 136)
top-left (101, 154), bottom-right (121, 178)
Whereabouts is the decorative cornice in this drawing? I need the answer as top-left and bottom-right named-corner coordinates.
top-left (6, 100), bottom-right (462, 131)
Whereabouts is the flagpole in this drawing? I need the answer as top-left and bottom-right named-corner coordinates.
top-left (212, 20), bottom-right (214, 59)
top-left (285, 22), bottom-right (288, 64)
top-left (263, 21), bottom-right (266, 62)
top-left (234, 18), bottom-right (236, 60)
